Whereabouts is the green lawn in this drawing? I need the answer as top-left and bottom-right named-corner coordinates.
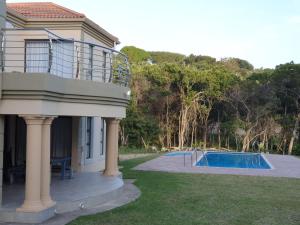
top-left (69, 155), bottom-right (300, 225)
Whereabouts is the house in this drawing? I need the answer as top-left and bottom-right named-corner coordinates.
top-left (0, 1), bottom-right (131, 223)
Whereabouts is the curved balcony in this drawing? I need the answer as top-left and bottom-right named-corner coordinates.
top-left (0, 28), bottom-right (131, 118)
top-left (0, 28), bottom-right (130, 87)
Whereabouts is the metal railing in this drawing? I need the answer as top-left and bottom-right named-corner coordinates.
top-left (0, 28), bottom-right (131, 87)
top-left (183, 148), bottom-right (199, 167)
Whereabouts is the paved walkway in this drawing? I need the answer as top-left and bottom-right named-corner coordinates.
top-left (2, 180), bottom-right (140, 225)
top-left (134, 153), bottom-right (300, 178)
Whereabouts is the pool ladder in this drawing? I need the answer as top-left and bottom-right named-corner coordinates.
top-left (183, 148), bottom-right (199, 167)
top-left (200, 149), bottom-right (209, 166)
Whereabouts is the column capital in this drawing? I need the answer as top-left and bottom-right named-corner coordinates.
top-left (43, 116), bottom-right (57, 125)
top-left (19, 115), bottom-right (46, 125)
top-left (104, 118), bottom-right (121, 124)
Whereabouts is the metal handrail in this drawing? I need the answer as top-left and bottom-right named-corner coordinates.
top-left (183, 148), bottom-right (199, 167)
top-left (199, 149), bottom-right (209, 166)
top-left (0, 28), bottom-right (131, 87)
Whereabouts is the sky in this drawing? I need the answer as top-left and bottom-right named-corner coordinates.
top-left (6, 0), bottom-right (300, 68)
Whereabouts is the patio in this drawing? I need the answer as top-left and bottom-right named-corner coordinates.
top-left (0, 172), bottom-right (136, 224)
top-left (134, 153), bottom-right (300, 178)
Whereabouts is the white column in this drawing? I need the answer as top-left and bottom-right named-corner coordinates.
top-left (41, 117), bottom-right (56, 207)
top-left (17, 116), bottom-right (45, 212)
top-left (103, 118), bottom-right (120, 176)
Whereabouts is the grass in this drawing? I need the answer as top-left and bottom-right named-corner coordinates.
top-left (69, 155), bottom-right (300, 225)
top-left (119, 146), bottom-right (158, 154)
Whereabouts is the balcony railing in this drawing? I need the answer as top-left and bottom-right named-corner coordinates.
top-left (0, 28), bottom-right (131, 87)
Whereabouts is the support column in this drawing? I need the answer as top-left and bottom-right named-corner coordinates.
top-left (71, 117), bottom-right (80, 171)
top-left (17, 116), bottom-right (45, 212)
top-left (103, 118), bottom-right (120, 176)
top-left (41, 117), bottom-right (55, 207)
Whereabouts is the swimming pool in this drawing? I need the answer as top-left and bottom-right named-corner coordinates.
top-left (196, 152), bottom-right (272, 169)
top-left (165, 152), bottom-right (193, 156)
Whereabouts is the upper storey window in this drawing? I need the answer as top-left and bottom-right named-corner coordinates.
top-left (25, 40), bottom-right (74, 78)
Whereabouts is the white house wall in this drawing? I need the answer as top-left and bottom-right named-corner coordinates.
top-left (78, 116), bottom-right (106, 172)
top-left (82, 32), bottom-right (112, 82)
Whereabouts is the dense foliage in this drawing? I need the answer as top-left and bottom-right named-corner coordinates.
top-left (120, 46), bottom-right (300, 155)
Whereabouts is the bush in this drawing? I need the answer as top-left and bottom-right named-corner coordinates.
top-left (293, 144), bottom-right (300, 156)
top-left (120, 109), bottom-right (160, 148)
top-left (119, 146), bottom-right (158, 154)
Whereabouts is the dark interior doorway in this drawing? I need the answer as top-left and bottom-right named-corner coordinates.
top-left (2, 116), bottom-right (73, 184)
top-left (51, 117), bottom-right (72, 158)
top-left (3, 116), bottom-right (26, 184)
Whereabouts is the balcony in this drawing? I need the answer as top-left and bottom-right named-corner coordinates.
top-left (0, 28), bottom-right (131, 118)
top-left (0, 28), bottom-right (130, 86)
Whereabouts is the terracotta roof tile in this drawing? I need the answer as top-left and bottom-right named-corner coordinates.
top-left (7, 2), bottom-right (85, 19)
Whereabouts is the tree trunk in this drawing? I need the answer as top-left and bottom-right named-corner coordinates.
top-left (217, 111), bottom-right (221, 149)
top-left (166, 96), bottom-right (172, 148)
top-left (227, 136), bottom-right (230, 149)
top-left (218, 131), bottom-right (221, 150)
top-left (178, 105), bottom-right (189, 149)
top-left (203, 120), bottom-right (208, 149)
top-left (235, 136), bottom-right (239, 150)
top-left (190, 126), bottom-right (194, 147)
top-left (178, 110), bottom-right (182, 149)
top-left (242, 131), bottom-right (250, 152)
top-left (288, 114), bottom-right (300, 155)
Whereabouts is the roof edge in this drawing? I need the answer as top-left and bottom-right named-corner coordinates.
top-left (6, 3), bottom-right (120, 44)
top-left (84, 18), bottom-right (120, 44)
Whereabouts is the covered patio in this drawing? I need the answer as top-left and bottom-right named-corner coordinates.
top-left (0, 115), bottom-right (121, 223)
top-left (0, 172), bottom-right (125, 223)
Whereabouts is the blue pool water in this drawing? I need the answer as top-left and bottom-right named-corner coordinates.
top-left (196, 152), bottom-right (271, 169)
top-left (165, 152), bottom-right (193, 156)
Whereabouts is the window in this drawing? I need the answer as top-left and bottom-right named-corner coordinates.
top-left (25, 40), bottom-right (74, 78)
top-left (87, 44), bottom-right (94, 80)
top-left (86, 117), bottom-right (92, 159)
top-left (102, 51), bottom-right (107, 82)
top-left (25, 41), bottom-right (49, 73)
top-left (100, 118), bottom-right (105, 156)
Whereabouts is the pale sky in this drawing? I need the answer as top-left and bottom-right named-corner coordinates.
top-left (7, 0), bottom-right (300, 68)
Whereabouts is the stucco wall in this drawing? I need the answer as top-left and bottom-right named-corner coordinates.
top-left (80, 117), bottom-right (106, 172)
top-left (4, 30), bottom-right (49, 73)
top-left (0, 72), bottom-right (129, 117)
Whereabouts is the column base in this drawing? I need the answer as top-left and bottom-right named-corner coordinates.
top-left (103, 170), bottom-right (121, 177)
top-left (42, 199), bottom-right (56, 208)
top-left (16, 200), bottom-right (46, 213)
top-left (2, 206), bottom-right (55, 223)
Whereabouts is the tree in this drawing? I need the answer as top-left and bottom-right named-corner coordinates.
top-left (120, 45), bottom-right (300, 155)
top-left (221, 57), bottom-right (254, 78)
top-left (227, 72), bottom-right (277, 151)
top-left (184, 54), bottom-right (216, 67)
top-left (149, 51), bottom-right (185, 64)
top-left (121, 46), bottom-right (151, 64)
top-left (272, 62), bottom-right (300, 154)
